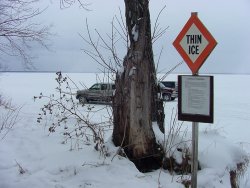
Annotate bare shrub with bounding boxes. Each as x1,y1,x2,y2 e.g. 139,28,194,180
0,98,21,140
230,158,249,188
35,72,112,156
158,107,191,174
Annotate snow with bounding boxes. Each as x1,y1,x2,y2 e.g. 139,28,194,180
0,73,250,188
129,66,137,76
132,25,139,42
117,66,124,76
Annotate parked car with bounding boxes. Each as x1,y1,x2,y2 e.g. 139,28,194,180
76,83,115,104
159,81,178,101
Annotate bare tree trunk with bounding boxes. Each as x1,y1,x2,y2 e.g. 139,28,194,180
112,0,164,172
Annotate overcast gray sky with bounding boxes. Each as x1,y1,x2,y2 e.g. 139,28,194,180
4,0,250,74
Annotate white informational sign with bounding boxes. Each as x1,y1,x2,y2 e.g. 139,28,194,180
181,76,210,116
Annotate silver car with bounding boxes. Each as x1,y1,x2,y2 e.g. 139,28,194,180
76,83,115,104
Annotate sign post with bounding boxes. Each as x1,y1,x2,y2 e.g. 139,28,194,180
192,121,199,188
173,12,217,188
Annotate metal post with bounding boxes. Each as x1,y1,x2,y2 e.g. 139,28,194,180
191,122,199,188
192,71,199,188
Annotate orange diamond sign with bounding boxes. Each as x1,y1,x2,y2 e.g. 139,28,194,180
173,13,217,74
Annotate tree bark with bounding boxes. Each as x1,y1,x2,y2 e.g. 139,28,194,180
112,0,165,172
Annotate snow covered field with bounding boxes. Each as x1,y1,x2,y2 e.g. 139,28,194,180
0,72,250,188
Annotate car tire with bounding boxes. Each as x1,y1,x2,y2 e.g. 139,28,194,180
163,94,171,101
79,96,87,104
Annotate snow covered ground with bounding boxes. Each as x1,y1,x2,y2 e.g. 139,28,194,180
0,72,250,188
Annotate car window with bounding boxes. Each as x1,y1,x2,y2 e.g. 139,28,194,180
161,82,175,88
159,83,166,88
112,84,116,90
89,84,101,90
101,84,107,90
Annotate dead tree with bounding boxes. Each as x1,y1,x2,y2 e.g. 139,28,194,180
112,0,165,172
61,0,165,172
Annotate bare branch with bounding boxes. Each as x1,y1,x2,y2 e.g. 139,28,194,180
158,60,184,81
79,19,118,73
152,5,168,44
155,46,164,73
60,0,91,10
0,0,52,68
113,7,128,44
79,9,130,73
0,99,22,140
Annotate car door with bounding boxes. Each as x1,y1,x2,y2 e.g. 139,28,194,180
87,83,102,101
100,84,108,101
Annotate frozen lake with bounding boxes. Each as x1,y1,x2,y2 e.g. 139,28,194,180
0,72,250,188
